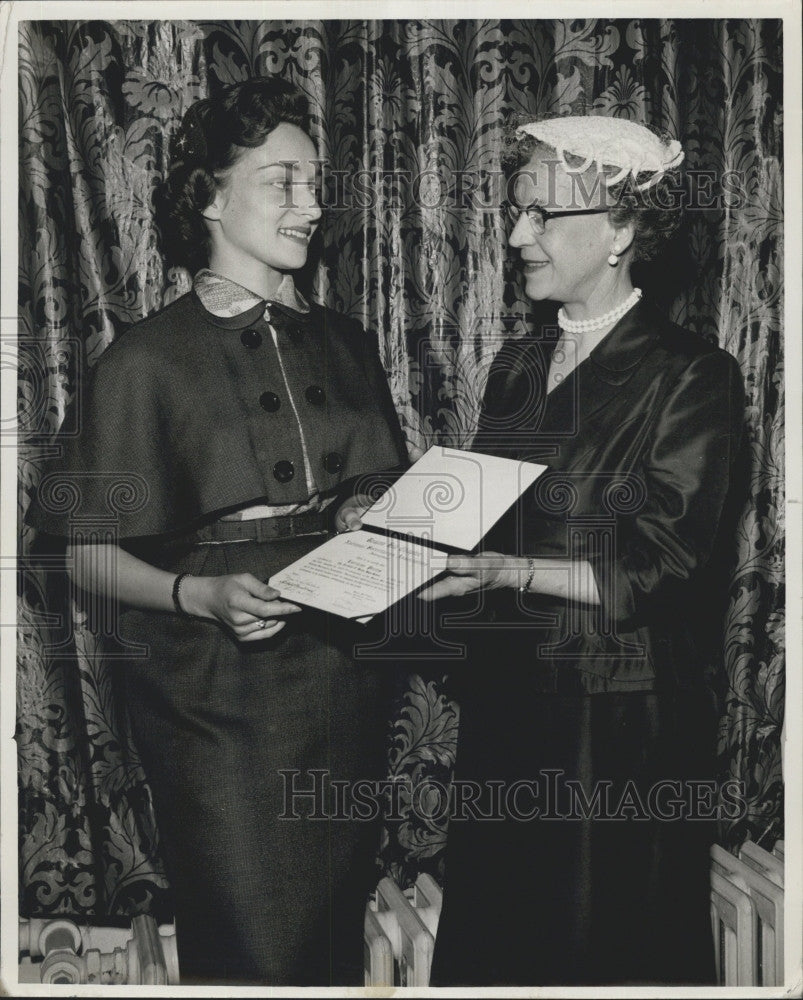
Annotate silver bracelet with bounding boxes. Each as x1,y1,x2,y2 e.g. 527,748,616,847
519,557,537,594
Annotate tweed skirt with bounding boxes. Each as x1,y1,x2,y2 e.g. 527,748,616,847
119,525,391,985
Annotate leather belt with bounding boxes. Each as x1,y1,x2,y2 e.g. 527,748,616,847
191,508,330,544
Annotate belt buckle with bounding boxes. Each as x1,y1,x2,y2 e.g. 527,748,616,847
273,519,294,541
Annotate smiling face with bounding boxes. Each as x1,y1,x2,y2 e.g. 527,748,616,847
508,150,633,314
203,122,321,298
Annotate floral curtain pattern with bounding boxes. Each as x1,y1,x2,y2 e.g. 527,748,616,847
18,18,783,915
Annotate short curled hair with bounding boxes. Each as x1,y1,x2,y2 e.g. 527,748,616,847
501,114,683,264
158,77,313,273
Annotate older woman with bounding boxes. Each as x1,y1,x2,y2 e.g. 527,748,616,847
418,116,745,985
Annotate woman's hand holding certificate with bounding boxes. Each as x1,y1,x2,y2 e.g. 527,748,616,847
269,446,547,620
333,493,374,533
179,572,301,639
416,552,519,600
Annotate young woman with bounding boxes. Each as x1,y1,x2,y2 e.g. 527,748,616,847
413,115,745,984
27,78,408,985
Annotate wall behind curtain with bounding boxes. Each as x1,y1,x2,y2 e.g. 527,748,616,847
18,18,783,916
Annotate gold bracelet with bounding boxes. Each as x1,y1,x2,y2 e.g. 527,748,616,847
519,557,537,593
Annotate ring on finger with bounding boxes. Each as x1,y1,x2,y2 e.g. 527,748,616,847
256,618,268,629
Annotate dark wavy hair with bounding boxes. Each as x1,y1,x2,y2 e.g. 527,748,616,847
501,115,683,264
158,78,313,274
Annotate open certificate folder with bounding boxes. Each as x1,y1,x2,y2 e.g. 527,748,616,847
269,446,547,621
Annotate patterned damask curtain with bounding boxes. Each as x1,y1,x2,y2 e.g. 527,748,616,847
18,19,783,917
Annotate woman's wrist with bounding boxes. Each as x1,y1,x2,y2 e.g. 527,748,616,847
506,558,602,605
499,557,535,591
174,574,213,618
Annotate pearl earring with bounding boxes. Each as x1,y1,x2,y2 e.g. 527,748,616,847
608,250,619,267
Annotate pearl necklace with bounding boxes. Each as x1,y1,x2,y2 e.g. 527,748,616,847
558,288,642,334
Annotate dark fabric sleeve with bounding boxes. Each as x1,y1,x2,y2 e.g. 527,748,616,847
588,350,745,631
330,325,410,507
361,326,409,464
26,338,176,540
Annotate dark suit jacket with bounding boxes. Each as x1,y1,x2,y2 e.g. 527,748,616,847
27,291,408,540
473,298,745,695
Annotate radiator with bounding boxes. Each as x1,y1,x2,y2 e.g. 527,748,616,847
710,840,785,986
368,842,787,988
18,916,179,985
364,873,442,986
19,843,784,988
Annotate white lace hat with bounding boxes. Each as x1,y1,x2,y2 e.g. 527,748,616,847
515,116,684,191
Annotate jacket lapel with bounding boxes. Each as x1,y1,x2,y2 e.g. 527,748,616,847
534,299,662,470
542,299,660,422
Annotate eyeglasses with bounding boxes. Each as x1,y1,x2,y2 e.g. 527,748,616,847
504,202,611,234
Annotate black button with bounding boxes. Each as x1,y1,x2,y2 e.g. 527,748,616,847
273,460,294,483
305,385,326,405
240,328,262,349
260,391,280,412
323,451,343,474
